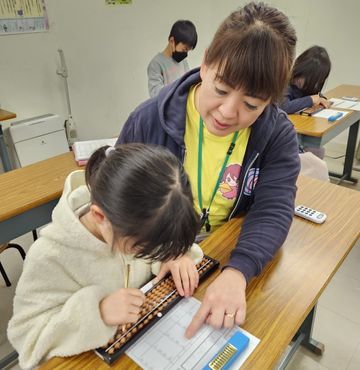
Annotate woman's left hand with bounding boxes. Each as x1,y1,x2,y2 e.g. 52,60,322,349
185,267,247,338
153,256,199,297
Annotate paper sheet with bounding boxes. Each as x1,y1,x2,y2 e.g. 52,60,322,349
348,102,360,111
313,109,350,120
0,0,49,34
72,138,117,162
329,98,359,110
126,297,260,370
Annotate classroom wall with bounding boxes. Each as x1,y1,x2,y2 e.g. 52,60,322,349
1,0,359,145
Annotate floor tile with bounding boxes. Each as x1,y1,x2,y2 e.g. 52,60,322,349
311,305,360,369
286,306,360,370
335,241,360,282
278,305,360,370
347,342,360,370
318,270,360,325
286,347,330,370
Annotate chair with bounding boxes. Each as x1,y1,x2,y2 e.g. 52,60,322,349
0,243,26,287
299,152,330,182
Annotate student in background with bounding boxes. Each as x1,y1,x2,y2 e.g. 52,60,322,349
281,45,332,114
147,20,197,98
118,2,300,338
8,144,202,369
281,45,331,159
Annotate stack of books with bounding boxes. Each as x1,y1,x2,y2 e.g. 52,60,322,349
72,138,117,165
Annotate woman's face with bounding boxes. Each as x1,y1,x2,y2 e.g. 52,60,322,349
196,63,270,137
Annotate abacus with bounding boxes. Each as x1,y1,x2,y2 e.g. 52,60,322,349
203,330,250,370
95,255,219,365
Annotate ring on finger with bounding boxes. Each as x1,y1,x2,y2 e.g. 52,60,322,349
224,312,235,319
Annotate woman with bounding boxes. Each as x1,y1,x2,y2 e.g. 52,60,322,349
117,2,300,338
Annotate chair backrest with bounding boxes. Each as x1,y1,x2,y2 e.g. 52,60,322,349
299,152,330,182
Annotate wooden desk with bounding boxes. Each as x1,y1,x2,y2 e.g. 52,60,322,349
39,175,360,370
0,109,16,172
0,109,16,122
290,85,360,183
0,152,79,244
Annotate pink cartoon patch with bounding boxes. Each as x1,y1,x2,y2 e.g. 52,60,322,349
219,164,241,200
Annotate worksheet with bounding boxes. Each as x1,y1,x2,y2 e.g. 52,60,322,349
348,102,360,111
126,297,260,370
313,109,350,120
330,98,359,110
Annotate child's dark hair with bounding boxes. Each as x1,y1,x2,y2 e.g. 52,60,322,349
85,143,200,262
205,2,297,103
291,46,331,96
169,20,197,49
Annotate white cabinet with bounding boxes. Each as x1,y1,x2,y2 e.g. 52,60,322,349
9,114,69,167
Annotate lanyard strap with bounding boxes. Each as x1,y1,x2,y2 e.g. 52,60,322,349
197,117,238,231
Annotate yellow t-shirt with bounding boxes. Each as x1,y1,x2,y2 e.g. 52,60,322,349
184,85,251,232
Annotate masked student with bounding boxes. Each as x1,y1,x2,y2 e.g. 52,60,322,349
8,144,203,369
280,45,332,114
147,20,197,98
118,2,300,339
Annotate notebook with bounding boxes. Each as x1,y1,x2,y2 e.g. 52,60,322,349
72,138,117,165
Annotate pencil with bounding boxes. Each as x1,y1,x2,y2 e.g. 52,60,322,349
122,264,130,333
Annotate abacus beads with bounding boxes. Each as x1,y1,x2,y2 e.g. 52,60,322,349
100,256,218,362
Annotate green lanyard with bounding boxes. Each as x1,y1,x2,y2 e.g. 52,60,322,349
197,117,239,232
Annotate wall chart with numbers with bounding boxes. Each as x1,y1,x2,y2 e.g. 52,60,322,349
0,0,48,35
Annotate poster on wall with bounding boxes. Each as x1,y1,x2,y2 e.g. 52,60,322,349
105,0,132,4
0,0,49,35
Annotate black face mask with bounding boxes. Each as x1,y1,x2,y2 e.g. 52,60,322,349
172,51,188,63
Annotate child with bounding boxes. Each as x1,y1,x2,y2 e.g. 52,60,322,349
117,2,300,338
282,45,332,159
281,45,332,114
147,20,197,98
7,144,202,369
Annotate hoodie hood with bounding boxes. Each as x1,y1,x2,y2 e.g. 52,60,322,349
156,68,201,147
40,170,110,255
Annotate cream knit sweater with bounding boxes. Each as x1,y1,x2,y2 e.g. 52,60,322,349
7,170,203,369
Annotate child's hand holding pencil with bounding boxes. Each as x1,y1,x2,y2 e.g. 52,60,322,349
99,264,145,327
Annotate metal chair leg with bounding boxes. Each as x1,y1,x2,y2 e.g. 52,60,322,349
7,243,26,260
0,261,11,286
0,242,26,287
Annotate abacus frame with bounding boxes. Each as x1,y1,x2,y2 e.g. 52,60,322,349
94,255,219,365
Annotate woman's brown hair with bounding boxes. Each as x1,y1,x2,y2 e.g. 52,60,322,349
205,2,297,103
